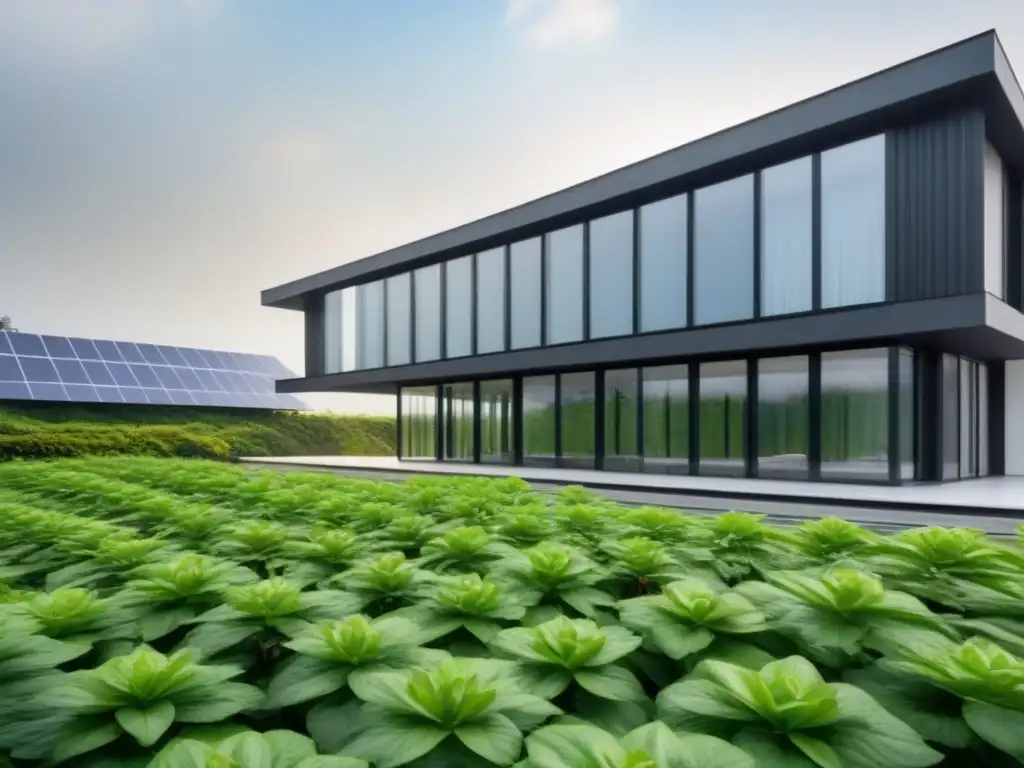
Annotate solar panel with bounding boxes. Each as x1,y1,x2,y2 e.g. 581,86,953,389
0,331,306,411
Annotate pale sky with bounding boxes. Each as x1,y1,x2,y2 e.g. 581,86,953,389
1,0,1022,416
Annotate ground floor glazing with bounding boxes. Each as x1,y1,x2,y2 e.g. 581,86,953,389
397,346,993,484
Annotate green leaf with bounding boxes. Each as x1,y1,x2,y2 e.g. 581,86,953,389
146,739,214,768
489,627,549,664
171,682,265,722
116,700,176,747
522,723,625,766
294,759,369,768
570,691,651,737
732,729,818,768
463,619,503,644
347,669,430,719
306,700,370,754
455,713,523,765
675,733,755,768
264,729,318,768
657,678,756,731
650,623,715,660
574,665,646,702
962,700,1024,761
514,665,574,700
585,625,642,666
788,734,841,768
266,656,351,709
220,732,273,768
341,717,449,768
49,720,122,764
179,620,262,657
140,608,196,642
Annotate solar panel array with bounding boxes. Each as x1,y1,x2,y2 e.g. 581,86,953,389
0,332,306,410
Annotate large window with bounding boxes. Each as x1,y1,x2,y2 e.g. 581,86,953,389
414,264,441,363
821,348,888,481
560,371,595,468
984,142,1006,299
698,360,747,476
642,365,689,474
604,369,639,471
638,194,688,333
386,273,411,367
341,287,357,372
400,386,437,459
445,256,473,358
476,247,506,354
757,356,809,479
480,379,514,464
821,135,886,308
357,281,384,370
510,238,542,350
942,354,959,480
898,349,916,481
944,356,989,481
545,225,584,345
523,375,556,466
441,382,474,461
589,211,634,339
695,175,754,326
761,158,813,316
324,290,342,374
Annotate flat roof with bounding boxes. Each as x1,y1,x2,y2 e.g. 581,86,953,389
263,29,1024,311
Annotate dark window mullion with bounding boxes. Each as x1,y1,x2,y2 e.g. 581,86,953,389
812,153,823,311
583,222,591,341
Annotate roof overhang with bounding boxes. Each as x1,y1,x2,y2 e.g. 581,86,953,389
262,30,1024,312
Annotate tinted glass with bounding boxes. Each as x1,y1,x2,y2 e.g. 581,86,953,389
545,225,584,345
604,368,639,470
761,157,813,316
757,356,809,478
523,375,556,466
341,287,358,372
476,247,506,354
53,358,91,385
821,348,889,481
445,256,473,358
638,194,687,332
20,356,61,383
821,135,886,308
41,335,76,358
0,355,24,381
699,360,747,476
695,175,754,325
441,382,474,460
357,281,385,369
899,349,916,480
642,364,689,473
386,273,412,367
510,238,542,350
324,290,343,373
401,386,437,459
480,378,514,464
589,211,634,339
560,371,595,468
414,264,442,363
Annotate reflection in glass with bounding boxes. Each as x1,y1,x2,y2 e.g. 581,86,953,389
604,369,639,471
960,359,978,479
695,175,754,326
414,264,442,363
899,349,916,480
979,364,989,476
984,142,1005,299
510,238,542,350
324,290,342,374
639,194,687,333
441,382,474,461
545,225,584,345
357,281,385,370
642,365,689,474
386,273,411,367
821,135,886,308
480,379,514,464
523,376,556,466
941,354,959,480
757,356,809,478
477,247,506,354
699,360,747,477
589,211,634,339
821,348,889,481
400,386,437,460
761,158,812,316
341,287,357,372
560,371,595,468
445,256,473,359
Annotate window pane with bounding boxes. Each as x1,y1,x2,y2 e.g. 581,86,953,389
940,353,959,480
959,359,977,479
386,273,411,367
984,143,1005,299
899,349,916,480
324,290,342,374
605,368,639,471
639,194,687,333
476,247,506,354
357,281,384,370
524,375,556,466
545,225,584,345
401,386,436,459
560,371,595,468
441,382,474,461
510,238,542,349
979,363,989,476
414,264,442,363
695,175,754,325
480,378,514,464
445,256,473,358
642,364,689,474
699,360,747,476
589,211,633,339
822,135,886,308
341,287,358,372
821,348,889,481
761,158,812,316
757,356,809,478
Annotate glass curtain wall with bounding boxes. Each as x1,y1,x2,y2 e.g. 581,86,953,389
386,274,411,367
545,226,584,345
476,247,506,355
414,265,441,363
510,238,542,350
757,356,810,479
441,382,474,461
324,290,342,374
761,158,813,316
820,348,889,481
641,365,689,474
523,375,556,466
695,176,754,325
357,282,385,370
480,379,514,464
604,369,640,471
560,372,596,468
445,256,473,359
638,195,688,333
589,211,634,339
400,386,437,460
698,360,747,476
943,355,989,480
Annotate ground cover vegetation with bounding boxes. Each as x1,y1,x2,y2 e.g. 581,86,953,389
0,458,1022,766
0,404,395,460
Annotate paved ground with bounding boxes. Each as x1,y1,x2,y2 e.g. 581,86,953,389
241,461,1022,536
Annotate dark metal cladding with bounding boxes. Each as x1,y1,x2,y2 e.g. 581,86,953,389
303,294,326,379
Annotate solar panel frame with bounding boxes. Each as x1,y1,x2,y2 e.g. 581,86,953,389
0,334,12,355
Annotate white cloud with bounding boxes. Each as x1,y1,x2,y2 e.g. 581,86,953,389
506,0,620,46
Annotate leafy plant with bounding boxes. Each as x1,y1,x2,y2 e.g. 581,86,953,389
497,543,616,622
418,527,510,575
323,552,433,615
399,573,527,645
150,729,368,767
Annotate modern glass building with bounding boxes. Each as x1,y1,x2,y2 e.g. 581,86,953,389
263,31,1024,486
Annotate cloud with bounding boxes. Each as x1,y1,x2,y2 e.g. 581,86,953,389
506,0,620,46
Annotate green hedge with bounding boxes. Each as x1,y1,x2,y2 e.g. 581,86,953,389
0,403,395,461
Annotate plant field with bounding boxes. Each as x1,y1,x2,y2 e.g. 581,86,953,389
1,458,1023,767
